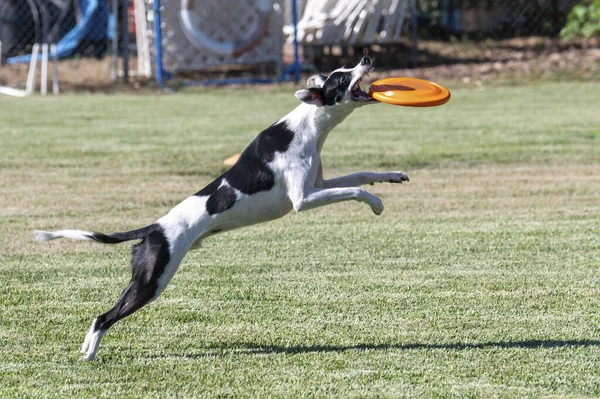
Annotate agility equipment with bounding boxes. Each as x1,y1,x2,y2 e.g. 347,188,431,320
285,0,409,45
152,0,301,86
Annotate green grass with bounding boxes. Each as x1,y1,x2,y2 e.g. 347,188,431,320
1,81,600,397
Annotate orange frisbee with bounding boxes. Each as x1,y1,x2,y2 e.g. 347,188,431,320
368,77,451,107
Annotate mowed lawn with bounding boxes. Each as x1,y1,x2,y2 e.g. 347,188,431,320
1,81,599,397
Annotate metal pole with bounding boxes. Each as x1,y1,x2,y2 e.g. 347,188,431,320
122,0,129,83
291,0,300,83
26,43,40,95
51,43,59,94
448,0,455,33
41,43,48,95
153,0,165,87
112,0,118,82
411,0,417,69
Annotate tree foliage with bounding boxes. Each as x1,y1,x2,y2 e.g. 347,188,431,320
560,0,600,39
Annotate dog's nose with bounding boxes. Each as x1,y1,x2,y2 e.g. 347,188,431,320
361,55,371,66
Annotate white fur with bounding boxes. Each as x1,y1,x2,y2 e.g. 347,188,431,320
80,318,97,354
79,329,105,362
34,229,94,242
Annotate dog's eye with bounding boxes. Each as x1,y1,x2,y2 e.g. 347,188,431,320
340,76,348,84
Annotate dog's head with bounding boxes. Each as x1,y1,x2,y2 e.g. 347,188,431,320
295,55,376,109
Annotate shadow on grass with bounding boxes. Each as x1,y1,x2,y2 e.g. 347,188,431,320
238,340,600,356
145,340,600,360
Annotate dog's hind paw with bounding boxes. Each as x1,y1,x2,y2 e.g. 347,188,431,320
78,353,96,363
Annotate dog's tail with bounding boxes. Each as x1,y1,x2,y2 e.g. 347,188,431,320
34,223,159,244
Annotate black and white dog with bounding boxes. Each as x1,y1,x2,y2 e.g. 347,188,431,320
34,55,409,362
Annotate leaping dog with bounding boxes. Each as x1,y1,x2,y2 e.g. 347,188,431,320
34,55,409,362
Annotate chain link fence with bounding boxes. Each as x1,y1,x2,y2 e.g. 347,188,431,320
299,0,582,70
0,0,109,59
1,0,124,92
0,0,590,93
414,0,579,39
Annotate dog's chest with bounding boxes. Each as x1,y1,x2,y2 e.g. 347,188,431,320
273,132,322,186
213,178,292,231
222,137,317,227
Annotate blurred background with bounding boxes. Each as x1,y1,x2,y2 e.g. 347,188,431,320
0,0,598,93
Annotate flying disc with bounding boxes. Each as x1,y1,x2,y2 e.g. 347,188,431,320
368,77,451,107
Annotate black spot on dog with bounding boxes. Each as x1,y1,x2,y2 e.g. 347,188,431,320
206,185,237,215
193,122,294,198
194,177,223,197
94,227,171,332
322,71,352,106
130,229,171,284
226,122,294,195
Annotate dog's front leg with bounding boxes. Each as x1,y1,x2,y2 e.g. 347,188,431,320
291,187,384,215
322,171,409,188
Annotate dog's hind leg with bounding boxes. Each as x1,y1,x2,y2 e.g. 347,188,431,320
79,228,181,362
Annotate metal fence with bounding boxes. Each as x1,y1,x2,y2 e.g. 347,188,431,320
1,0,111,60
0,0,584,93
298,0,581,69
1,0,117,93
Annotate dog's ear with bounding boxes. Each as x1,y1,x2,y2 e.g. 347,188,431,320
306,74,326,88
295,88,324,106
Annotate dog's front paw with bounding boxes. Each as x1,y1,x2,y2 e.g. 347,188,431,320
357,190,384,215
368,195,384,215
386,171,410,184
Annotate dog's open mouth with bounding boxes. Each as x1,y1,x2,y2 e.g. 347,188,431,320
351,75,376,102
